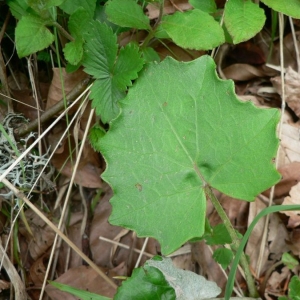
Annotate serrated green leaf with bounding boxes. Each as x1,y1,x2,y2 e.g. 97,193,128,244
261,0,300,19
289,276,300,300
83,22,144,122
63,39,83,65
63,8,91,65
7,0,29,19
205,224,232,246
59,0,96,18
189,0,217,13
282,252,298,270
16,14,54,57
83,21,117,78
113,43,144,90
213,248,234,269
105,0,150,30
115,264,175,300
156,9,225,50
224,0,266,44
49,281,111,300
100,55,280,254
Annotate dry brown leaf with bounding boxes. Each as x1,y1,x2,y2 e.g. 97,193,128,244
223,64,268,81
28,252,49,287
288,228,300,257
281,182,300,228
147,0,192,19
265,266,290,299
19,209,55,261
272,67,300,118
45,265,117,299
46,68,88,110
90,187,159,272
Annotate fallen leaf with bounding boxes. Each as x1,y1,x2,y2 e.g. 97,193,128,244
281,182,300,228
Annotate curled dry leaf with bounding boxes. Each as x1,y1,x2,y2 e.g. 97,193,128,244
271,67,300,118
223,64,271,81
45,265,117,299
281,182,300,228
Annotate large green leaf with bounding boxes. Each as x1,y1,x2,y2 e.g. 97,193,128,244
156,9,225,50
15,14,54,57
261,0,300,19
83,21,144,122
105,0,150,30
224,0,266,44
100,55,280,255
7,0,30,19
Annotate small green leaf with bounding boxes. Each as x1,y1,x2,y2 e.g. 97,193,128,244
282,252,298,270
100,55,280,254
83,22,144,122
16,14,54,57
115,265,175,300
141,47,160,63
156,9,225,50
63,8,91,65
213,248,234,269
224,0,266,44
261,0,300,19
49,281,112,300
105,0,150,30
205,224,232,246
189,0,217,13
147,257,221,299
289,276,300,300
27,0,64,12
89,124,106,152
7,0,29,19
59,0,96,18
113,43,144,91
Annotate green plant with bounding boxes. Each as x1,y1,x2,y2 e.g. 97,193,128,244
4,0,300,299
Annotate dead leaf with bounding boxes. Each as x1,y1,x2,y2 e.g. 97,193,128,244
281,182,300,228
46,68,88,111
45,265,117,299
19,209,55,261
272,67,300,118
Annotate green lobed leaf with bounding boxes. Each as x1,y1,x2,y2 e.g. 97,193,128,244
213,248,234,269
189,0,217,13
261,0,300,19
156,9,225,50
224,0,266,44
105,0,150,30
63,8,91,65
205,224,232,246
115,264,175,300
15,14,54,57
100,55,280,255
289,276,300,300
49,281,111,300
83,21,144,122
59,0,96,18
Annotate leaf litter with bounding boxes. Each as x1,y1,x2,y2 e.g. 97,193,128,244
1,1,300,299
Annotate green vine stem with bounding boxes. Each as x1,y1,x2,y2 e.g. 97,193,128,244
204,185,259,298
